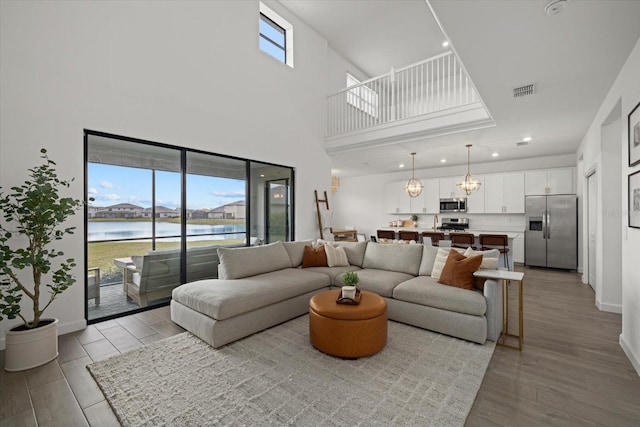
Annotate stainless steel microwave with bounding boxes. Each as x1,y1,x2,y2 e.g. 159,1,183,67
440,198,467,213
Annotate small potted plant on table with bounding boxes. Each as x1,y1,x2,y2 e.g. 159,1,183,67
0,149,82,371
341,271,359,300
411,214,419,227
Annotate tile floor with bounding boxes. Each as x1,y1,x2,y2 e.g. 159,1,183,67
0,305,183,427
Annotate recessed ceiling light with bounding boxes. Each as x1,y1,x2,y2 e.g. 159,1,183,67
492,152,499,157
442,41,449,47
522,136,532,142
399,164,405,168
260,174,265,177
440,159,447,163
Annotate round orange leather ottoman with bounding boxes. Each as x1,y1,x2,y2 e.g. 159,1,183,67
309,289,387,358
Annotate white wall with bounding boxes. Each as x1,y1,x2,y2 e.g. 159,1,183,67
327,48,370,94
332,153,576,239
576,37,640,375
599,114,623,312
0,0,337,347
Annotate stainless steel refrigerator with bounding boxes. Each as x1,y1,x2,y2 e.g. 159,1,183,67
525,195,577,269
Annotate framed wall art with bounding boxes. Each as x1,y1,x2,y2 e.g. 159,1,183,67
629,101,640,167
629,169,640,229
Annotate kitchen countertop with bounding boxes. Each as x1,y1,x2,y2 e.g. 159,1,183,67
379,227,521,239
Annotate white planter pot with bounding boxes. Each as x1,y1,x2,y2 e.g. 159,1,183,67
4,318,59,372
341,286,356,299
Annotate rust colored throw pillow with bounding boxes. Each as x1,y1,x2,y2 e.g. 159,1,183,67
302,245,328,268
437,250,483,291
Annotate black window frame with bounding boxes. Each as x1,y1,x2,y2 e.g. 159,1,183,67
84,129,295,324
259,12,287,63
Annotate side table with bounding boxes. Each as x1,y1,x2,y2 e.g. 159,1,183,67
474,269,525,350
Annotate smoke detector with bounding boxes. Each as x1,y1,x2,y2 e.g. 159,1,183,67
544,0,568,16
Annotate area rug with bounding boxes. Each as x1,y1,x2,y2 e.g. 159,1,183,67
87,315,495,426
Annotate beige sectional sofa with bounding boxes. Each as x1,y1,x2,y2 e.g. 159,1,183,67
170,240,502,349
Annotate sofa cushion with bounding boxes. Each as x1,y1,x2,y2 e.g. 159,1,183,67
418,245,440,276
218,241,292,279
325,243,349,267
431,247,465,280
302,245,328,268
393,276,487,316
362,243,423,276
336,268,414,297
172,268,330,320
332,241,367,267
303,265,361,286
463,247,499,269
438,250,482,291
282,241,313,267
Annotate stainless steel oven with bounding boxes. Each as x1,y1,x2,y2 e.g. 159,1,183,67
439,198,467,213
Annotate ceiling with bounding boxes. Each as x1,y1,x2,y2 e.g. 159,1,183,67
279,0,640,177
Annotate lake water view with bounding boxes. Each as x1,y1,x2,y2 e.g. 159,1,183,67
88,221,246,242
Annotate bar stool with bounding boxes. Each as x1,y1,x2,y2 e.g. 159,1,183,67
479,234,510,270
421,231,445,247
450,233,476,249
377,229,395,240
398,230,420,242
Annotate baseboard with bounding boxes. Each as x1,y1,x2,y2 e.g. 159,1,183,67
0,318,87,351
596,299,622,314
620,334,640,377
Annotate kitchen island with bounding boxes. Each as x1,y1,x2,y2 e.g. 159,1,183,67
377,228,521,270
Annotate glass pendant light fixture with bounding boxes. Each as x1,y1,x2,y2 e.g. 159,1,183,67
457,144,481,195
405,152,424,197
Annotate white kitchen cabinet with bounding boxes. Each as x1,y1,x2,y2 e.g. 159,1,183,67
439,177,466,199
465,175,485,213
484,172,525,213
386,179,437,214
385,180,411,214
525,168,574,195
423,178,440,214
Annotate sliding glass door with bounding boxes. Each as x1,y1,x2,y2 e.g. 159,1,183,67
85,131,294,323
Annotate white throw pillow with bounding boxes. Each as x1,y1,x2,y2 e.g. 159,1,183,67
431,247,465,279
324,243,350,267
463,247,499,270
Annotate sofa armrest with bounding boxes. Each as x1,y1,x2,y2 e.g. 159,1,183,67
483,279,502,342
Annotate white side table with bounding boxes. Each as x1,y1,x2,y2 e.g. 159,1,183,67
474,269,525,350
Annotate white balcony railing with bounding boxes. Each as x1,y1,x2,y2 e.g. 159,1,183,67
327,51,480,137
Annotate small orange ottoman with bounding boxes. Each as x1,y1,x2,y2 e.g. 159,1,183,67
309,289,387,358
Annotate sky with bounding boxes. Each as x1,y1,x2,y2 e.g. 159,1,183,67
88,164,245,210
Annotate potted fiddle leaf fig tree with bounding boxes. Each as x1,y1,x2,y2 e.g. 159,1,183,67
0,148,82,371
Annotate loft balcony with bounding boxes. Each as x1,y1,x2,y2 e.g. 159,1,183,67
325,51,494,154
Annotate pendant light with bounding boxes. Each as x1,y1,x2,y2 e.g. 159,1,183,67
405,152,424,197
456,144,481,195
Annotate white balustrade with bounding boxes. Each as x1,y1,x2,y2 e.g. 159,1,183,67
326,51,479,137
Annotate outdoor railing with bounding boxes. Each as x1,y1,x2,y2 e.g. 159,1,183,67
326,51,479,137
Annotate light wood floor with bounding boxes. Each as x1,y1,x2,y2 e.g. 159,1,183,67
467,266,640,426
1,267,639,426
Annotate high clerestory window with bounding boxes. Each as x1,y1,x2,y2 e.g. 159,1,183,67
259,2,294,67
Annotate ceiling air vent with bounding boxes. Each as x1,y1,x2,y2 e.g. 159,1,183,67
516,141,529,147
513,84,535,98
